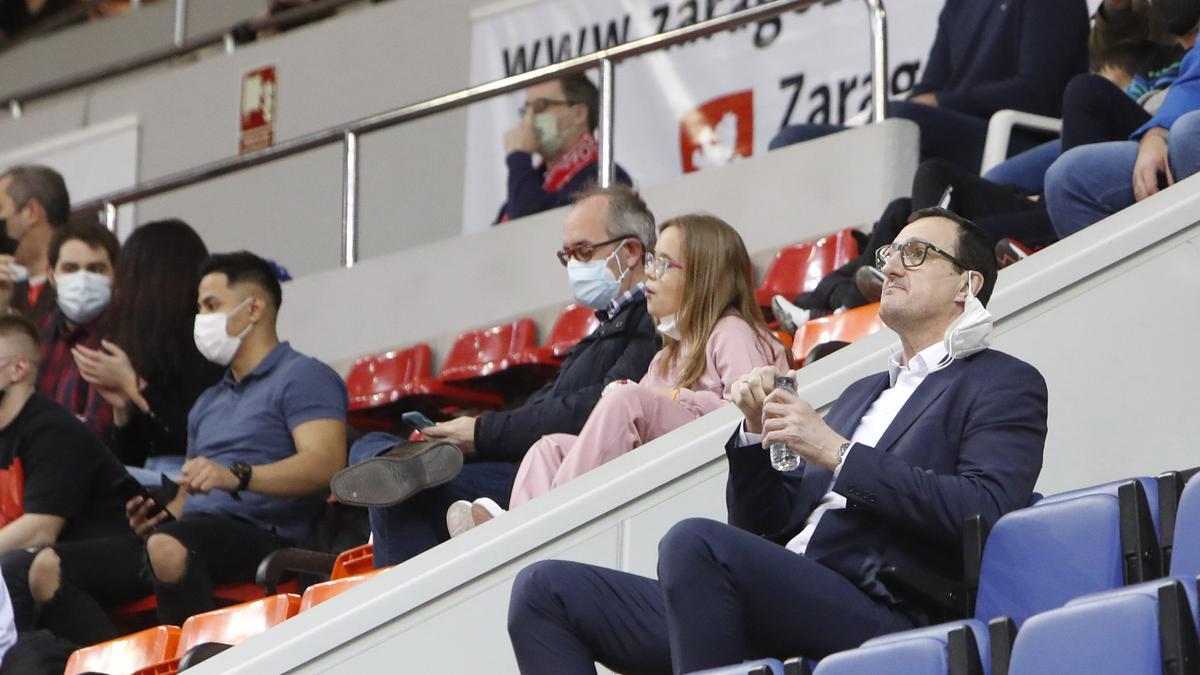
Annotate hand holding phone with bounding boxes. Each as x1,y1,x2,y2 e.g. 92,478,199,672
112,474,175,535
401,411,436,430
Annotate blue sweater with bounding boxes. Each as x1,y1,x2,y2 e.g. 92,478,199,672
1134,47,1200,138
912,0,1090,119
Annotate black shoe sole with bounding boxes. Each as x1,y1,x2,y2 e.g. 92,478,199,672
331,443,464,507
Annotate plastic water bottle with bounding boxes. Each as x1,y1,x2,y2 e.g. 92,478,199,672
769,375,801,472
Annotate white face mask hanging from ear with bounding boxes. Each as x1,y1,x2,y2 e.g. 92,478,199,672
931,272,993,372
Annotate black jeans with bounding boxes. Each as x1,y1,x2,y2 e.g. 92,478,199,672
38,513,289,647
1061,73,1152,152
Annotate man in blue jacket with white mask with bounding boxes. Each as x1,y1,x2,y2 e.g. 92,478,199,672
508,208,1049,674
334,185,659,566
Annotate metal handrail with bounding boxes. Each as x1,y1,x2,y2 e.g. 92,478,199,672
1,0,363,118
72,0,888,268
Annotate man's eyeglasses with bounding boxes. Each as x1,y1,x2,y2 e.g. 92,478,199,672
519,98,573,117
556,235,637,267
643,252,685,279
875,240,968,271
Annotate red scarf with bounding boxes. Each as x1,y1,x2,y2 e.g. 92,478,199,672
543,132,599,193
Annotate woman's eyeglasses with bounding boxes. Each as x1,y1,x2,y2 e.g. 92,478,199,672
643,252,685,279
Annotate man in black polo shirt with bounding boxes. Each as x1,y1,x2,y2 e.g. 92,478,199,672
0,313,127,632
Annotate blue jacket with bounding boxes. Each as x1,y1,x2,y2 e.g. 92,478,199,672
495,151,633,224
725,349,1048,612
1134,47,1200,138
913,0,1089,118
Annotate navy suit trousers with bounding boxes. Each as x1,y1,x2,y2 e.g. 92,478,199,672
507,518,915,675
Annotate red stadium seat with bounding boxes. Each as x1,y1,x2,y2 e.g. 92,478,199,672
299,568,388,612
540,304,599,361
111,579,299,627
756,229,860,314
438,319,539,383
65,625,181,675
345,344,505,426
508,304,600,378
791,303,884,366
330,542,374,580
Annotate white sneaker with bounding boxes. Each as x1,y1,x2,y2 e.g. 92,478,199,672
446,500,476,538
771,295,810,335
470,497,505,526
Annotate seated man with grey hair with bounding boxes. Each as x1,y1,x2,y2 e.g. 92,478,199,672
0,165,71,322
333,185,660,567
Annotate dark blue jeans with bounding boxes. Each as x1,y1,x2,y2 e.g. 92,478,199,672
770,100,995,173
508,518,917,675
369,461,519,567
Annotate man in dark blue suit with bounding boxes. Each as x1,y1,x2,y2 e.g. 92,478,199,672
507,207,1049,674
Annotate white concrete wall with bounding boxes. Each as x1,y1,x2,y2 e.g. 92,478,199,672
188,173,1200,675
276,120,918,371
0,0,271,95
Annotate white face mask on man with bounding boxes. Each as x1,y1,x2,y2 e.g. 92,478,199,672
193,298,254,366
931,273,993,372
55,271,111,324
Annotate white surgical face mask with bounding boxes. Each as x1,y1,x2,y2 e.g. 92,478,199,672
932,274,992,371
55,271,111,324
567,246,629,310
655,314,682,341
533,112,565,158
194,298,253,366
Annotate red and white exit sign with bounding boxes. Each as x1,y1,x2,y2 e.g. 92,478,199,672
239,65,277,154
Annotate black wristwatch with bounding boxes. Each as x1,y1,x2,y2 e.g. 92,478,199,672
229,461,253,500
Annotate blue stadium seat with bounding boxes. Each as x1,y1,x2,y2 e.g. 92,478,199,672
1168,473,1200,577
812,478,1159,675
812,623,985,675
1008,579,1199,675
687,658,785,675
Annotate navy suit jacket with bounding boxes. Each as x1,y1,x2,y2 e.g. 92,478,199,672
725,349,1048,610
911,0,1089,118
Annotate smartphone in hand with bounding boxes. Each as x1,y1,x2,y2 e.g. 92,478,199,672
401,411,436,430
111,474,175,522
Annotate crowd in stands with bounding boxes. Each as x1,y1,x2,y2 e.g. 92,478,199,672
0,0,1196,672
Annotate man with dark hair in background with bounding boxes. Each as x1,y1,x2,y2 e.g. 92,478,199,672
35,224,119,439
0,165,70,321
20,250,348,653
496,74,634,223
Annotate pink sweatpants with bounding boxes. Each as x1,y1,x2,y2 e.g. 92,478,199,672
509,384,701,508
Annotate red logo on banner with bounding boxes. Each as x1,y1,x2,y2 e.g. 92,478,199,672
239,65,277,154
679,90,754,174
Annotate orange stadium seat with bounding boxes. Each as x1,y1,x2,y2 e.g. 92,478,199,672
330,542,374,580
64,625,181,675
756,229,860,315
299,568,388,612
345,343,505,426
130,594,302,675
791,303,884,366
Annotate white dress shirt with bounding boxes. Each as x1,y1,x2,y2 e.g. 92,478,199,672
738,341,948,555
0,565,15,666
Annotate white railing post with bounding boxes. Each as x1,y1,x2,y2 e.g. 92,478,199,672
597,58,616,189
865,0,888,123
173,0,188,47
341,131,360,269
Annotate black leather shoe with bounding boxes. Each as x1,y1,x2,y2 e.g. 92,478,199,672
331,440,464,507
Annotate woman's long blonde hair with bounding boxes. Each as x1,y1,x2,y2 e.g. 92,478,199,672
656,214,782,388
